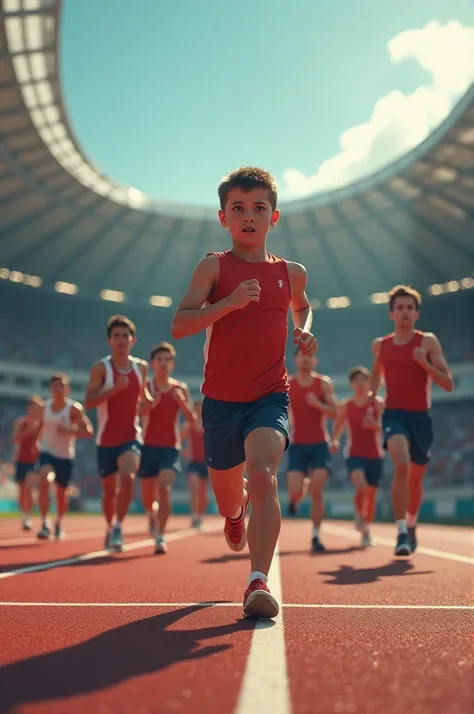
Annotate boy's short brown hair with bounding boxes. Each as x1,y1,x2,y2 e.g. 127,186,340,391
348,366,370,382
388,285,422,311
49,372,69,386
150,342,176,361
218,166,278,211
107,314,136,338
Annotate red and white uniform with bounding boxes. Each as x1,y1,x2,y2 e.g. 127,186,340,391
142,380,185,448
187,421,205,463
344,399,383,459
380,331,430,411
202,251,291,402
15,419,41,464
289,375,328,444
96,357,143,447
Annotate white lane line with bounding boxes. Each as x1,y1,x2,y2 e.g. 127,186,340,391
0,526,152,548
0,524,220,580
235,544,291,714
324,523,474,565
0,601,471,610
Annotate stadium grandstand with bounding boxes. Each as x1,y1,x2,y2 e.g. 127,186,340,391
0,0,473,520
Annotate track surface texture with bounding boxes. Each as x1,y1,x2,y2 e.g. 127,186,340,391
0,514,472,714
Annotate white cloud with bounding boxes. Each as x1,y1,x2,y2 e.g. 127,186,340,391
279,21,474,201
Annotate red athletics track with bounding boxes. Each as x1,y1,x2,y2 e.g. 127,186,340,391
0,515,472,714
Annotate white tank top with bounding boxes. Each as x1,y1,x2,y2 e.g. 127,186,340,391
40,399,77,459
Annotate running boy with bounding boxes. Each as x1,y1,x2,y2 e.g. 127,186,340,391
171,166,317,618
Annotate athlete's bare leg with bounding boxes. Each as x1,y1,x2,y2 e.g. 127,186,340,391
116,450,139,523
140,478,157,528
309,468,327,528
386,435,410,521
37,466,52,520
287,470,307,507
19,481,33,517
157,468,175,535
407,463,428,525
54,484,68,522
351,468,367,527
101,474,117,527
244,427,285,577
363,486,377,524
209,463,247,519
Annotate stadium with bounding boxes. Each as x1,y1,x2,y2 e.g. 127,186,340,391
0,3,473,713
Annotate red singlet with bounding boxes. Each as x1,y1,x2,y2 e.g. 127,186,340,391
380,331,430,411
289,374,328,444
202,251,291,402
15,419,41,463
142,380,184,449
96,357,142,446
344,399,383,459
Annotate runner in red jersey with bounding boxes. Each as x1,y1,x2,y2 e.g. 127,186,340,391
139,342,195,554
370,285,453,556
330,366,384,547
287,349,337,553
181,400,208,529
85,315,152,552
10,395,43,531
171,167,317,619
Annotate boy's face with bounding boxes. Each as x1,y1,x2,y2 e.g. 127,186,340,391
218,187,279,246
350,373,369,397
295,352,317,373
27,402,43,421
50,378,70,400
152,351,175,377
108,327,136,356
389,297,419,330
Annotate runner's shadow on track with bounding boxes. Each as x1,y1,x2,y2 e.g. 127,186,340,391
319,560,434,585
201,546,362,564
0,604,258,712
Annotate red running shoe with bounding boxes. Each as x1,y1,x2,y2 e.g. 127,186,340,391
224,492,248,552
243,578,279,619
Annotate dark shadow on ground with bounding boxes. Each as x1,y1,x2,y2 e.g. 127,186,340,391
0,605,259,713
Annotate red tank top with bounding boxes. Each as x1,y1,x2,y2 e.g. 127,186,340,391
97,357,142,446
142,380,182,448
345,399,383,459
380,331,430,411
202,251,291,402
187,421,205,462
15,419,41,463
289,374,328,444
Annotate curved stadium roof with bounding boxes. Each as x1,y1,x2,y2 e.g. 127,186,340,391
0,0,473,311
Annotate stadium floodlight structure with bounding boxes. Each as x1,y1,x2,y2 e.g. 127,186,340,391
0,0,473,311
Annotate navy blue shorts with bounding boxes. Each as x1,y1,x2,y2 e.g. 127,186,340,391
202,392,290,470
288,442,331,473
139,446,181,478
382,409,433,466
346,457,382,487
39,452,73,488
98,440,142,478
15,462,36,483
186,461,208,479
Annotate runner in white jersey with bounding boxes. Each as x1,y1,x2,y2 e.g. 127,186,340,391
37,373,93,540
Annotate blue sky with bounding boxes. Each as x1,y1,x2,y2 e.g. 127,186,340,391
60,0,474,206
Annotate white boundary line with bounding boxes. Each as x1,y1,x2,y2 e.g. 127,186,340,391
324,524,474,564
235,543,291,714
0,524,220,580
0,601,470,610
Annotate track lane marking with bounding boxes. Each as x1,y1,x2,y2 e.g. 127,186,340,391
235,543,291,714
0,524,220,580
0,602,471,610
323,524,474,564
